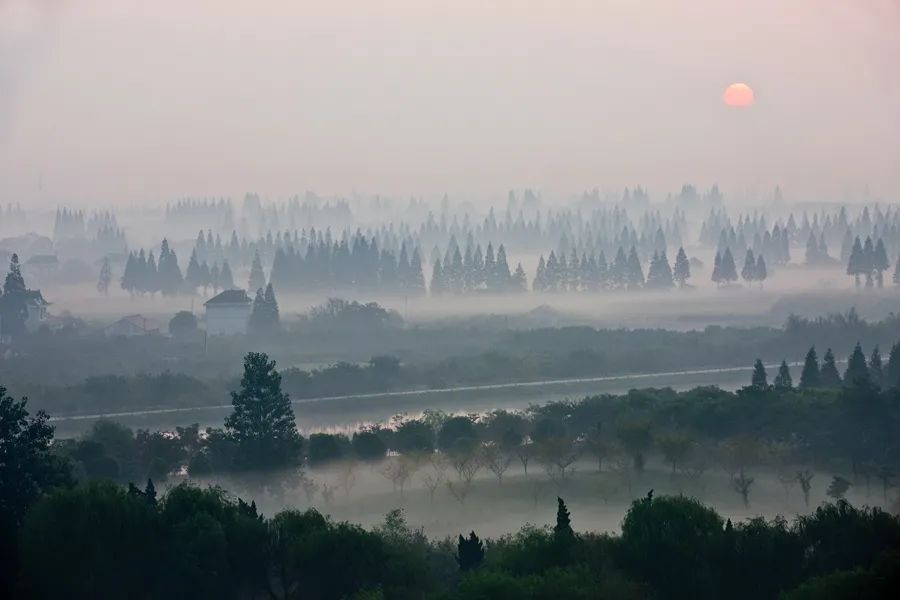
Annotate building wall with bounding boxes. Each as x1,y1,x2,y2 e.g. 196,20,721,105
25,303,48,332
206,304,250,336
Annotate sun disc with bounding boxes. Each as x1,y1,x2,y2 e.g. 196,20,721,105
723,83,754,108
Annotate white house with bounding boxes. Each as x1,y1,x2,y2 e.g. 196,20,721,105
24,290,50,331
204,289,252,335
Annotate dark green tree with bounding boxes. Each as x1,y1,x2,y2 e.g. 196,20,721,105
248,251,266,291
0,388,72,594
0,254,29,337
774,360,793,391
169,310,198,338
554,497,574,539
885,342,900,388
868,346,883,388
751,359,768,390
456,531,485,572
826,476,851,500
821,349,843,388
673,246,691,288
224,352,303,471
799,347,821,389
844,343,871,388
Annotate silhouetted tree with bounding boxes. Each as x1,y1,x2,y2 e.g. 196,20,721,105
800,347,821,389
774,361,793,390
224,353,303,471
751,359,768,390
821,349,843,388
456,531,485,572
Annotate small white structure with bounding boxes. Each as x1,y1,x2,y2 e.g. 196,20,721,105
24,290,50,331
104,314,160,337
204,289,252,336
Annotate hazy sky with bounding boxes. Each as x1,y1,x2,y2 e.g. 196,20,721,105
1,0,899,206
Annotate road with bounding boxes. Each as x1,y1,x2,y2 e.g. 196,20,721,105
49,362,797,437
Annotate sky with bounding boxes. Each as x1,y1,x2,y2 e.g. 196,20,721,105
1,0,899,207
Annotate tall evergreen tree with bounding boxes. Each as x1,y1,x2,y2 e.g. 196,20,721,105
820,348,843,388
219,260,235,290
1,254,29,337
873,238,889,287
843,342,871,388
673,247,691,288
456,532,485,572
430,259,445,295
885,342,900,389
224,352,302,470
755,255,767,287
720,248,738,284
741,249,756,284
248,251,266,292
847,236,864,287
751,359,768,390
96,257,112,296
774,361,792,391
799,347,820,389
626,246,644,289
554,497,574,540
869,346,883,388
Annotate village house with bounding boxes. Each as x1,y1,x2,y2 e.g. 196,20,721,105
204,289,252,335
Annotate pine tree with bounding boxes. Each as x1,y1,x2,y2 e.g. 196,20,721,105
224,352,302,470
751,359,768,390
121,252,136,295
741,249,756,284
494,244,512,291
430,259,445,295
97,257,112,295
862,237,876,288
554,497,574,539
885,342,900,389
219,260,235,290
799,347,820,389
820,348,843,388
185,250,202,294
847,236,864,287
673,247,691,288
720,248,738,284
248,251,266,292
409,248,425,293
844,342,870,388
755,255,767,287
144,479,157,506
774,361,793,390
512,263,527,292
869,346,883,388
456,531,485,572
611,247,627,289
893,253,900,287
873,239,889,287
712,251,722,286
626,246,644,289
0,254,29,337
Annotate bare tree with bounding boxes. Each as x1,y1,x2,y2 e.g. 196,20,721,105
482,443,512,484
337,460,359,497
298,473,319,502
382,456,417,497
516,438,535,478
732,469,754,509
420,454,449,503
537,437,579,485
796,470,814,507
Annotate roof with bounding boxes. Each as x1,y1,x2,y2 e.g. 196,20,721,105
26,254,59,266
205,289,251,307
107,314,159,333
25,290,49,306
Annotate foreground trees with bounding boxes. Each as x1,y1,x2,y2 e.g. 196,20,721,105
13,483,900,600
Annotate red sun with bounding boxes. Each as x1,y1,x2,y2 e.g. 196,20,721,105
723,83,755,108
